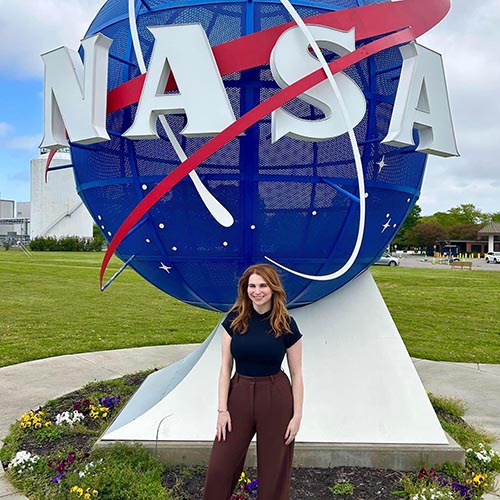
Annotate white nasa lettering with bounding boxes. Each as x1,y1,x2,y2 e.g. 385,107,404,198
40,33,112,149
123,24,236,140
382,42,459,157
40,24,458,158
270,25,366,142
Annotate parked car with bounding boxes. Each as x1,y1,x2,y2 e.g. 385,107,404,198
374,252,400,266
485,251,500,264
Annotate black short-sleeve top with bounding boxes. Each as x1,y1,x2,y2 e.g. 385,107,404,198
222,309,302,377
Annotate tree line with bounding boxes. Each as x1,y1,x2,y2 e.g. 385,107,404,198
391,203,500,249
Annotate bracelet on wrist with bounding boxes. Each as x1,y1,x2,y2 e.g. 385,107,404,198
217,409,228,413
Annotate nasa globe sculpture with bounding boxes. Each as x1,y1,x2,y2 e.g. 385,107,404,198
42,0,456,311
41,0,459,466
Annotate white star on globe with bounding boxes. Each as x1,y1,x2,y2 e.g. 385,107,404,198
376,155,387,173
159,262,172,273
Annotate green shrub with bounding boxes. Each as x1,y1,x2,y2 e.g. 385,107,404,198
64,444,172,500
29,235,103,252
328,480,354,495
428,394,466,418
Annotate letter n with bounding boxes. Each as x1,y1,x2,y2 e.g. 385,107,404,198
40,33,112,149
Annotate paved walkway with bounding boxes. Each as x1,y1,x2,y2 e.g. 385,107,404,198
1,346,499,499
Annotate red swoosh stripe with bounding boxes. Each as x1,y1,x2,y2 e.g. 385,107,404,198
100,0,450,287
45,149,58,182
107,0,445,114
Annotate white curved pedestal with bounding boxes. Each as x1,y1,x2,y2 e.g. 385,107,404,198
99,270,463,469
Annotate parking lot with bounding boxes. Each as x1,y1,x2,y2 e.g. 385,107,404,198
397,254,500,271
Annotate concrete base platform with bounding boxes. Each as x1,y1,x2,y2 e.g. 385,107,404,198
96,433,464,471
101,272,451,445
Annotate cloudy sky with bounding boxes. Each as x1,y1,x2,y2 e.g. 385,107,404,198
0,0,498,216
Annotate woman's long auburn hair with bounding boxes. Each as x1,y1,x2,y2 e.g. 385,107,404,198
228,264,291,338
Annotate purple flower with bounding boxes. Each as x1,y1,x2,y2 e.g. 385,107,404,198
98,395,121,409
52,473,65,483
451,481,471,498
417,468,427,480
73,398,92,414
437,476,449,487
247,479,258,491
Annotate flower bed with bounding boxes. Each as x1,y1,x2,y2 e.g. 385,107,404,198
1,376,499,499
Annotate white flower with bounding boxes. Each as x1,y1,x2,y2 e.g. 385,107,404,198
412,487,455,499
55,410,85,426
78,458,102,478
8,450,40,474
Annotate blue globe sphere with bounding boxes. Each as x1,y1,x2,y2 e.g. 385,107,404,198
71,0,426,311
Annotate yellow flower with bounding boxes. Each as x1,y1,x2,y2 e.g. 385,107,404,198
472,473,487,485
92,489,98,497
84,494,91,500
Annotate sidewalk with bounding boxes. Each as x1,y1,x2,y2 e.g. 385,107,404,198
1,346,500,499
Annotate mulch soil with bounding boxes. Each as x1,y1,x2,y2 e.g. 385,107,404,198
164,465,404,499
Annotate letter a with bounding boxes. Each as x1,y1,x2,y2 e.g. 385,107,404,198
40,33,112,149
383,42,459,158
124,24,236,140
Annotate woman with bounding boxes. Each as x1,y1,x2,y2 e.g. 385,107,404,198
203,263,304,500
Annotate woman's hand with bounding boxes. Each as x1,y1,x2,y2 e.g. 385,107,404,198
284,415,301,445
216,410,232,442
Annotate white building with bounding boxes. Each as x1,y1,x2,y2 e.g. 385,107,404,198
0,199,14,219
0,199,15,239
30,150,93,239
16,202,30,219
0,199,30,243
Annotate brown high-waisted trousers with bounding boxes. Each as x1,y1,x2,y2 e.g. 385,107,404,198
203,370,294,500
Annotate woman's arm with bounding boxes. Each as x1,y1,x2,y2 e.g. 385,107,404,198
284,338,303,445
216,328,234,442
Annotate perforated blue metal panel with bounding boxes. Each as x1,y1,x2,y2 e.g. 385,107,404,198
71,0,426,311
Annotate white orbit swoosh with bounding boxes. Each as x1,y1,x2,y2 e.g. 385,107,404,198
265,0,367,281
128,0,234,228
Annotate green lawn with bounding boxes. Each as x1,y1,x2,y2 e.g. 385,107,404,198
0,250,220,367
1,250,499,367
371,266,500,363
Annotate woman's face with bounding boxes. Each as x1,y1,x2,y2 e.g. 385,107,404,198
247,273,273,313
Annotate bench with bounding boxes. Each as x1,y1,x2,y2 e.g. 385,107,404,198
451,261,472,270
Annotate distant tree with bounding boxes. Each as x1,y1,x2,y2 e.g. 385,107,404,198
447,203,489,225
490,212,500,222
422,204,489,227
448,223,482,240
392,203,422,249
422,211,453,227
93,224,106,249
406,222,447,248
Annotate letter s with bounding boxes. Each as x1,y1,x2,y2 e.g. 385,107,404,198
270,26,366,143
